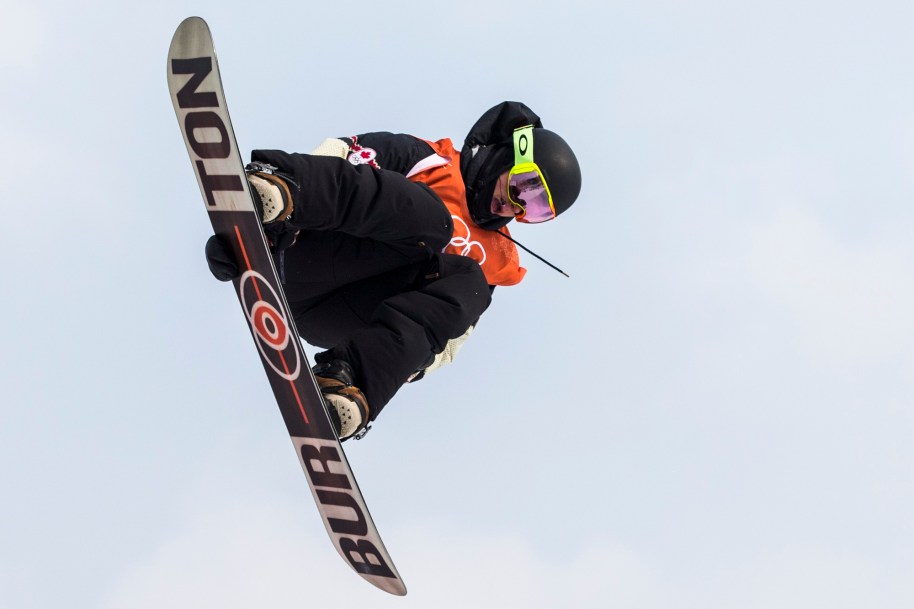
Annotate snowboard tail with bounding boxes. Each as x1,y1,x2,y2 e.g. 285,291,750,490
167,16,406,596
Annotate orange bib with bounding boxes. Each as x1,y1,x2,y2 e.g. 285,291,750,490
407,138,526,287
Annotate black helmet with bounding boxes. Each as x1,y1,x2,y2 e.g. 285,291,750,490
461,101,582,229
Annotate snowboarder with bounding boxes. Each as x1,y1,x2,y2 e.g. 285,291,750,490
204,101,582,440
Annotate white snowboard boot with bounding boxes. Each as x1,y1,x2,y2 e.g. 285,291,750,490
245,162,294,224
312,359,371,440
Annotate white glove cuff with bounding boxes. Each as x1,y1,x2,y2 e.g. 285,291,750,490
309,138,351,159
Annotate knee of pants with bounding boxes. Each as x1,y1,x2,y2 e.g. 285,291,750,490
435,253,493,310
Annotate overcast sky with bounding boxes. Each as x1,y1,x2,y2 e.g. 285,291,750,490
2,1,914,607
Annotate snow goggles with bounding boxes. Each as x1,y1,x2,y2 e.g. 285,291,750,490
508,125,556,224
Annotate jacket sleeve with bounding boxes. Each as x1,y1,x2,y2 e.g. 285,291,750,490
251,149,453,250
340,132,435,176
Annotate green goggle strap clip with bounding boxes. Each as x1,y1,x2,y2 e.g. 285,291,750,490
513,125,534,166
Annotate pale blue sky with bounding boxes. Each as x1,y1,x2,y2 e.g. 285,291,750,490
2,1,913,607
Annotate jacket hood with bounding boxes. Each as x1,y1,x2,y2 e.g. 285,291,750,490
460,101,542,229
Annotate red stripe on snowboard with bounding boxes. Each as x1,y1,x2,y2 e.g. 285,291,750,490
234,225,310,425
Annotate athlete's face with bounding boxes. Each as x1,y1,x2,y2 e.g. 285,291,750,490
489,172,520,218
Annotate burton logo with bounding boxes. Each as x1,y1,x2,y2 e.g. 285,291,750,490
171,56,245,209
296,437,398,580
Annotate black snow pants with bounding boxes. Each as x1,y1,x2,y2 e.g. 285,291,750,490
251,150,492,419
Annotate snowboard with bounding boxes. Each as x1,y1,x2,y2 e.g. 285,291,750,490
166,16,406,596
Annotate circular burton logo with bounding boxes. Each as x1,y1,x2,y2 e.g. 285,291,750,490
239,269,301,381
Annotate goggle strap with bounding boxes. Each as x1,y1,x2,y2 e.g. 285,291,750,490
496,229,570,278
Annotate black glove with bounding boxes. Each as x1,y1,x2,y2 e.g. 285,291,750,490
204,234,240,281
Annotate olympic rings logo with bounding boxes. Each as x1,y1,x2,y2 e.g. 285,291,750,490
448,215,487,265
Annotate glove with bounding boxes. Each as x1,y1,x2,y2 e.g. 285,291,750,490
309,138,351,159
425,325,474,373
204,234,240,281
406,325,475,383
